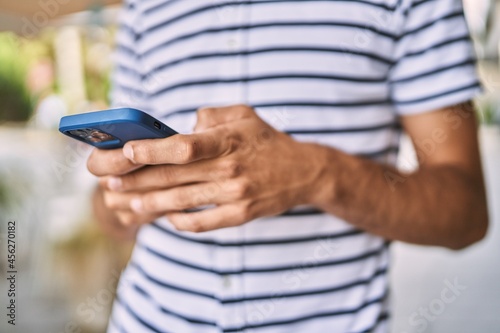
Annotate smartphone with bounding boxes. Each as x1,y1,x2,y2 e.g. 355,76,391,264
59,108,177,149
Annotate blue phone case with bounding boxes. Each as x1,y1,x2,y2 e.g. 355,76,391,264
59,108,177,149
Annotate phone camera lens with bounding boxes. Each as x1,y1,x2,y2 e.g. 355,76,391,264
67,128,116,144
88,129,116,143
68,129,88,138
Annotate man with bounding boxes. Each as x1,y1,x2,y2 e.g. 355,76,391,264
88,0,488,332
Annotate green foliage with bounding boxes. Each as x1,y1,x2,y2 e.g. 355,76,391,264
0,33,34,122
480,103,496,125
475,99,499,125
85,65,111,104
82,29,113,105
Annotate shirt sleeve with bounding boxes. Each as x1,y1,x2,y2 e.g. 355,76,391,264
389,0,482,115
109,1,149,111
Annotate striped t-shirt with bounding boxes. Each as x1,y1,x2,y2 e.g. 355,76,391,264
107,1,480,332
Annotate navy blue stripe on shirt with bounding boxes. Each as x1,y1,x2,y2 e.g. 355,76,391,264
278,208,326,215
141,0,399,33
158,100,392,119
410,0,433,10
109,315,128,333
116,44,137,58
116,73,386,98
129,261,215,300
132,284,217,327
351,311,390,333
136,241,389,275
142,0,183,13
285,122,400,135
115,64,141,79
399,10,464,39
129,259,388,304
144,0,400,17
393,81,481,105
129,261,388,304
120,46,394,79
139,21,398,58
399,35,471,60
358,146,399,158
150,73,387,97
144,46,394,77
150,221,363,247
115,294,167,333
223,266,388,303
391,58,476,84
124,268,387,326
124,271,389,332
119,25,137,41
223,290,389,332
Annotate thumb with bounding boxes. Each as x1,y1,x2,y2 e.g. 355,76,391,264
194,104,256,132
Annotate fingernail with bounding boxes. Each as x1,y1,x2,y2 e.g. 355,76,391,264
107,177,122,191
123,145,135,162
130,198,143,213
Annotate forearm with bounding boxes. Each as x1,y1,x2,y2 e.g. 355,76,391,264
309,145,488,250
92,185,138,241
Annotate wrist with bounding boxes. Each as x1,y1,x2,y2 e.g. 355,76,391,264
299,143,339,210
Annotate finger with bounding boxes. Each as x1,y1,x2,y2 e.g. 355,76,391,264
195,105,256,132
116,210,163,226
87,148,142,176
103,191,141,210
166,204,248,232
123,127,235,165
129,181,243,214
103,158,238,192
167,196,289,232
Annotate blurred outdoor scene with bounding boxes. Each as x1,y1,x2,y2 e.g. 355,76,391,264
0,0,499,333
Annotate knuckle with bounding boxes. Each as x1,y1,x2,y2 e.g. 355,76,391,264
202,184,219,202
171,215,205,233
231,179,252,200
169,217,183,230
225,134,243,154
191,193,204,207
178,136,199,163
134,145,156,164
173,189,193,209
235,104,251,111
171,193,184,209
187,218,206,233
221,159,243,178
235,104,254,115
198,107,216,119
236,203,252,223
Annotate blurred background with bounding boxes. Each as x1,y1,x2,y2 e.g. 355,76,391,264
0,1,499,332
